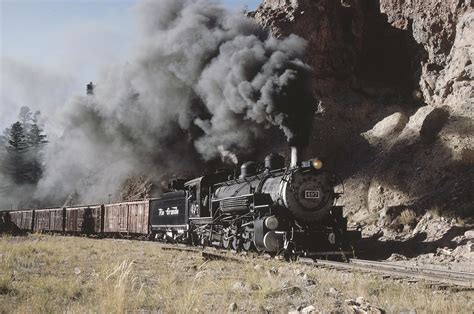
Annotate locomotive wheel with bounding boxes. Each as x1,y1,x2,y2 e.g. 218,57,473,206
243,239,254,251
190,232,199,246
231,236,241,251
222,236,230,249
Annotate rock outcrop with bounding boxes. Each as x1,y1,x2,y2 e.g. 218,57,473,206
252,0,473,220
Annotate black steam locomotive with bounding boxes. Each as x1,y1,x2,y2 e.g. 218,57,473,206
150,147,360,256
0,148,360,257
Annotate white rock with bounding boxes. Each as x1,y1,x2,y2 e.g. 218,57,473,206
254,264,263,270
356,296,365,305
467,243,474,252
301,305,317,314
464,230,474,239
232,281,246,291
388,253,408,261
328,287,339,297
362,112,408,146
228,302,237,312
345,299,358,306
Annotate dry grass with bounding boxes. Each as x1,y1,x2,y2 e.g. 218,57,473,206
429,206,443,219
0,234,473,313
399,209,417,226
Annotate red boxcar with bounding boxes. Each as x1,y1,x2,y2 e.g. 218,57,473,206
33,208,63,232
49,208,64,232
9,210,34,231
65,205,102,233
103,201,149,235
34,209,51,232
127,201,149,234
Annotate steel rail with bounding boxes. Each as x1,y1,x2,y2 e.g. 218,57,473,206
301,258,474,288
160,244,474,288
350,259,474,280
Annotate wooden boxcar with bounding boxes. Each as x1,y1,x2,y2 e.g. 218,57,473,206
65,205,103,234
34,209,51,232
34,208,63,232
103,201,149,235
49,208,64,232
9,210,34,231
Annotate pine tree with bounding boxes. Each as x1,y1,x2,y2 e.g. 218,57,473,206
26,116,48,183
3,122,29,184
0,108,48,185
7,122,28,153
18,106,32,131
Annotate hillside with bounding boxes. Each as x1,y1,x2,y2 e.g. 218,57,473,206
251,0,473,259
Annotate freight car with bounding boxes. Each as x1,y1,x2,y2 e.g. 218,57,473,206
5,201,151,238
9,210,34,232
2,148,360,256
65,205,102,234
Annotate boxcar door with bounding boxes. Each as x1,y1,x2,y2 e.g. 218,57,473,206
128,203,137,234
134,202,148,235
94,206,102,233
77,208,84,232
50,211,55,231
118,204,128,232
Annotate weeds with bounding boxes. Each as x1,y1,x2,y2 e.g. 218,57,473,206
399,209,417,226
0,235,472,313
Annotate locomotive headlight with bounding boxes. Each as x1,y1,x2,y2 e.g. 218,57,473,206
264,216,279,230
311,158,323,170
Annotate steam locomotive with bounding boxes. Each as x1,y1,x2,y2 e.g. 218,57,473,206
0,147,360,257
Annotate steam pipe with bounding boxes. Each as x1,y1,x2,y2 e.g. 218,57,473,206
290,146,302,167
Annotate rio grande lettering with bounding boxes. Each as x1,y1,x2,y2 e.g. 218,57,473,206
158,207,179,216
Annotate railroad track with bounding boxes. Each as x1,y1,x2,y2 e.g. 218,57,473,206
301,258,474,289
160,245,474,289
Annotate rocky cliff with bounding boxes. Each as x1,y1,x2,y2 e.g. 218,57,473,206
252,0,473,227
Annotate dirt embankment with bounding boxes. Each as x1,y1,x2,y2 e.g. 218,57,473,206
252,0,473,259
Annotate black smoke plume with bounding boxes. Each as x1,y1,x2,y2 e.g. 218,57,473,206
35,0,314,204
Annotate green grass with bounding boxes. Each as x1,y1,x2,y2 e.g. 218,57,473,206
0,234,472,313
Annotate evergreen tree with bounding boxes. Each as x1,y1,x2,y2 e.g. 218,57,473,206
3,122,29,184
0,108,48,185
7,122,28,153
18,106,32,131
26,115,48,182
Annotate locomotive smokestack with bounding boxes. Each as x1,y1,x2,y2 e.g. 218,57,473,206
290,146,302,167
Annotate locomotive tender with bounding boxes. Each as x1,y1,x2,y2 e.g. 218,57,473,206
0,147,360,256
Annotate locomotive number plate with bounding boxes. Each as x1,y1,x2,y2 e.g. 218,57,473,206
304,190,320,199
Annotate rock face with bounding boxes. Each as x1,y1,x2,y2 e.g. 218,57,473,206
253,0,472,108
380,0,473,108
253,0,473,220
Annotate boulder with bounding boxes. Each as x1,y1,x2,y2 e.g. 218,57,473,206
301,305,317,314
362,112,408,146
464,230,474,239
228,303,237,312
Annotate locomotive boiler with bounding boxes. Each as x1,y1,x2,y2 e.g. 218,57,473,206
150,146,360,256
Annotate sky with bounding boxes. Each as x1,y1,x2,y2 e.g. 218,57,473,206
0,0,262,130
